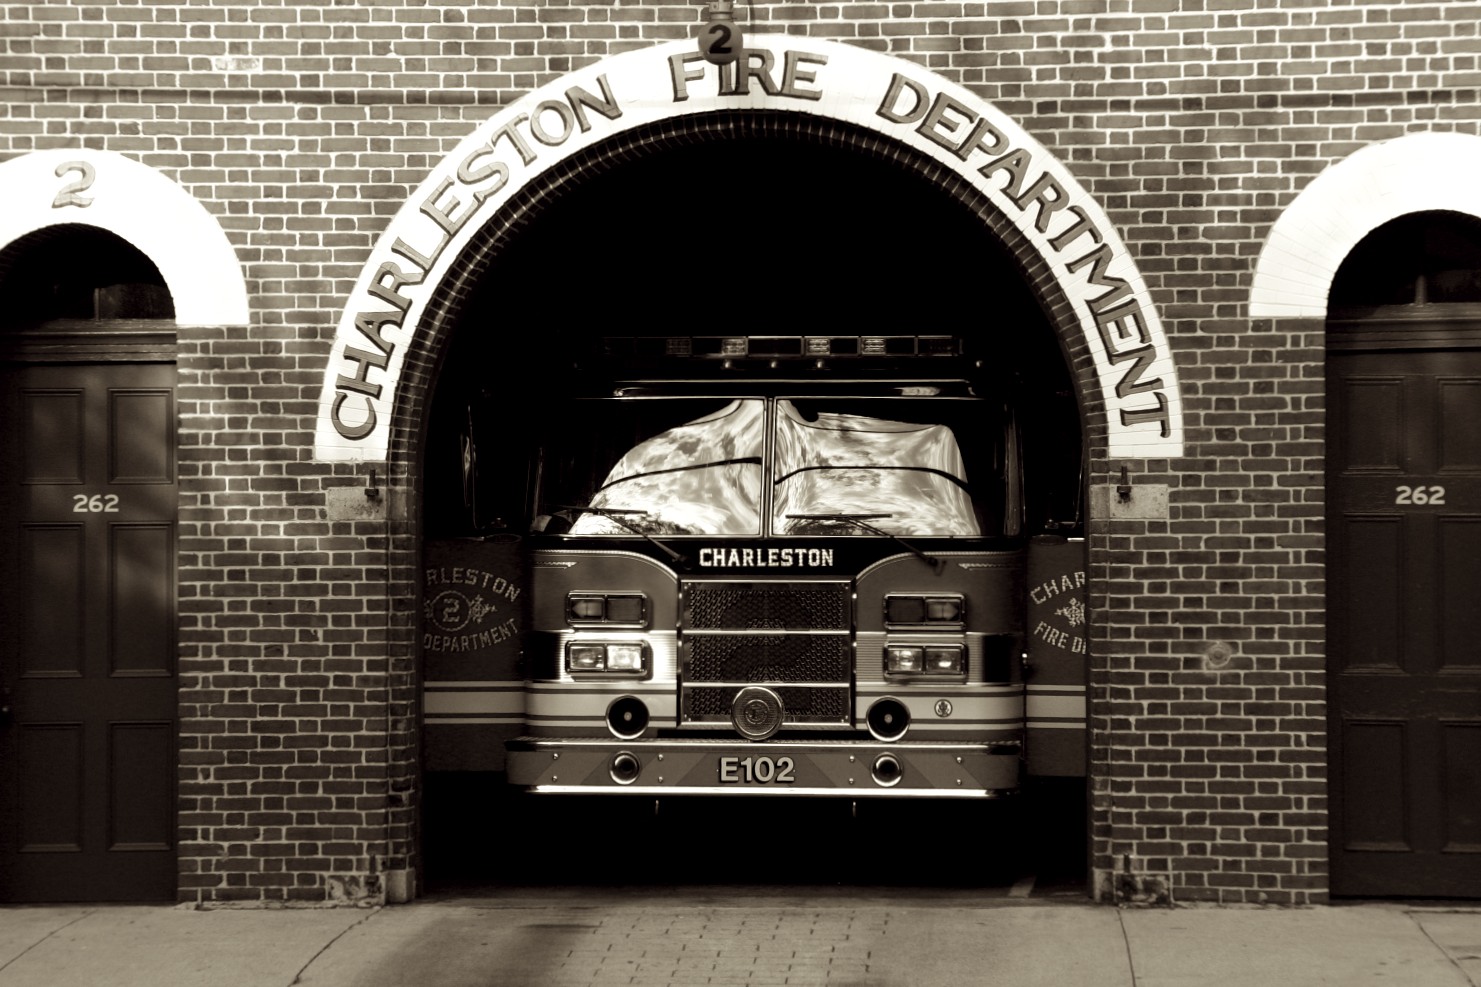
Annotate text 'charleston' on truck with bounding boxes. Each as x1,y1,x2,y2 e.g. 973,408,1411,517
422,334,1088,799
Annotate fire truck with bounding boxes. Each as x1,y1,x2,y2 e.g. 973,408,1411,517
421,334,1087,805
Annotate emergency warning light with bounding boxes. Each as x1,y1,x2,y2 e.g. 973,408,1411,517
566,592,647,626
595,336,961,363
883,594,965,627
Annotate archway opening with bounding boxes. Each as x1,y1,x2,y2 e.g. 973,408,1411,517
0,224,174,328
1325,209,1481,898
0,222,179,902
1330,210,1481,314
417,119,1087,893
424,121,1083,541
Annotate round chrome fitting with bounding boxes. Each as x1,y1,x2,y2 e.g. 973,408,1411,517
871,753,903,788
730,686,784,741
866,697,911,742
609,751,641,785
606,695,650,740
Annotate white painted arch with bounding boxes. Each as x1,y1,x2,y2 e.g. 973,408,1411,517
1250,130,1481,319
0,148,249,327
316,34,1184,462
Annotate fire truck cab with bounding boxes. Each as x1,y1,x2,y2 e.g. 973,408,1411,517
477,334,1075,798
421,332,1086,816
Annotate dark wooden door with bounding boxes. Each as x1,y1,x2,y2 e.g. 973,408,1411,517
1328,333,1481,897
0,361,178,901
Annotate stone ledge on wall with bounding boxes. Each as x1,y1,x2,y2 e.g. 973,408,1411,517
1088,482,1170,520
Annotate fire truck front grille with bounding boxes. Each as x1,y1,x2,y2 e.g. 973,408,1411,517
683,686,851,724
680,580,852,729
685,635,850,683
684,581,850,630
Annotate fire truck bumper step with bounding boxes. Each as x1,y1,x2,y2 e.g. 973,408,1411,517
505,737,1020,797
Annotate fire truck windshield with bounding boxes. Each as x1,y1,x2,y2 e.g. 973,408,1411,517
565,399,764,536
771,400,978,536
540,394,1006,539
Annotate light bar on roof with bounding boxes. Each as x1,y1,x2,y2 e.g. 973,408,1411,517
599,336,961,359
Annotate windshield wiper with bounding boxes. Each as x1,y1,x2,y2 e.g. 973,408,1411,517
784,513,945,574
551,505,688,567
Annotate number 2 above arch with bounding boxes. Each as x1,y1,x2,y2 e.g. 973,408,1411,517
52,160,96,208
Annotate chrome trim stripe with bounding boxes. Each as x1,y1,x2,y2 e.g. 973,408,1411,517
855,685,1022,697
853,714,1021,725
527,684,674,696
533,548,681,582
853,687,1024,702
856,550,1020,582
1026,694,1087,718
425,716,522,725
528,693,678,717
424,692,523,716
682,628,849,636
510,738,1017,752
853,693,1020,715
684,681,852,689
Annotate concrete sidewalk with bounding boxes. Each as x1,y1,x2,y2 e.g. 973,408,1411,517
0,892,1478,987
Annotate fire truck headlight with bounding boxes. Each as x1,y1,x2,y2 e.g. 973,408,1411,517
885,644,965,678
569,644,607,671
885,646,925,674
605,644,647,673
924,646,963,674
566,642,649,676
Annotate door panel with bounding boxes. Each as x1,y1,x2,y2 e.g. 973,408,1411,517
22,389,85,483
18,723,84,851
108,721,174,850
22,525,87,674
1439,379,1481,468
1339,516,1403,668
1329,343,1481,897
1441,724,1481,851
109,523,175,675
1340,720,1408,851
1439,519,1481,668
0,362,178,901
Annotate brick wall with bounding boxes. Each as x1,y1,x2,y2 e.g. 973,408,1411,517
1088,315,1328,905
5,0,1481,904
173,321,416,903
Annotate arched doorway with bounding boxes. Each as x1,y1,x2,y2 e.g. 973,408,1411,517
1326,210,1481,897
414,116,1087,887
1252,130,1481,899
0,224,180,902
0,148,247,902
315,35,1184,897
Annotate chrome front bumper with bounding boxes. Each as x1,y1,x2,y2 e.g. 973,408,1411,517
505,737,1021,797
